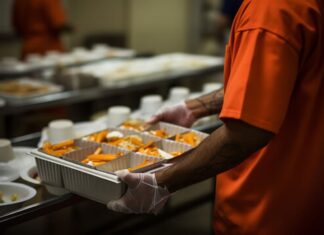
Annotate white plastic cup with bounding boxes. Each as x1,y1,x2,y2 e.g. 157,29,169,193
107,106,131,127
0,139,15,162
202,82,223,94
140,95,163,117
47,119,76,144
168,87,190,103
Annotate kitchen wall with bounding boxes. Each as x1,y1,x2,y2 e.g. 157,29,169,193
68,0,128,48
0,0,223,58
128,0,191,54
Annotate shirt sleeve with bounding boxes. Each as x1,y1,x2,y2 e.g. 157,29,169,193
45,0,66,30
220,29,299,133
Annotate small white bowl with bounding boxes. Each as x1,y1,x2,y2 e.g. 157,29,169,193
0,163,19,182
20,165,41,185
0,182,37,215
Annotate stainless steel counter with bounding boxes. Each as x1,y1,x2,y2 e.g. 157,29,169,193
0,62,224,137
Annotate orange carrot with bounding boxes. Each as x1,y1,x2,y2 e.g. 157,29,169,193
128,159,153,172
51,139,75,150
87,154,119,161
95,131,108,142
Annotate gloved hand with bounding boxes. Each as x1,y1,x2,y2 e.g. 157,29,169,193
147,102,196,127
107,170,171,215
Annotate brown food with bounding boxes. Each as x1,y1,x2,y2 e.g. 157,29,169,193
0,80,49,96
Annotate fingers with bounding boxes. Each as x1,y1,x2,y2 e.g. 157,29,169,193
146,115,159,124
115,169,139,188
115,169,130,179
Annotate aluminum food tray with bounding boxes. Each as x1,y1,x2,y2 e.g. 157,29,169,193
31,124,209,204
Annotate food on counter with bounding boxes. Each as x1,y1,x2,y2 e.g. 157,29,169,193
0,191,19,203
175,132,201,147
32,172,41,182
0,80,50,96
42,139,78,157
10,193,18,202
119,119,148,131
81,147,123,167
128,159,154,172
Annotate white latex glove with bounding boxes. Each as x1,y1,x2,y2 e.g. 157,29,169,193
107,170,171,215
147,101,196,127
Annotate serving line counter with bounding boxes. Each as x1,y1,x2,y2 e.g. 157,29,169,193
0,47,136,79
0,55,224,137
1,121,222,234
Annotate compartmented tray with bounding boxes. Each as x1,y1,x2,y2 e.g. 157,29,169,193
30,122,209,204
143,122,189,139
169,129,209,147
97,153,164,174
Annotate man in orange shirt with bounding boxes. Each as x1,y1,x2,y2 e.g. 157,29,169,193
108,0,324,234
12,0,72,59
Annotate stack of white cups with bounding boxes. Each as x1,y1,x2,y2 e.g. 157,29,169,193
0,139,19,182
167,87,190,105
47,119,76,144
139,95,163,120
107,106,131,127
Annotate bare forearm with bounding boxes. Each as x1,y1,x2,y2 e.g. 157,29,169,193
185,88,224,119
156,119,273,193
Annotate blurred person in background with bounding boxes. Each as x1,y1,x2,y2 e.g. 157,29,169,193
108,0,324,234
215,0,242,45
12,0,73,59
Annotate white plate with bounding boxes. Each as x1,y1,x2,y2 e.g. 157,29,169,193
20,165,41,185
0,164,19,182
38,121,107,147
7,147,36,172
0,182,37,215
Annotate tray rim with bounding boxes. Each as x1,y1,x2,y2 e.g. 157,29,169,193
29,149,121,184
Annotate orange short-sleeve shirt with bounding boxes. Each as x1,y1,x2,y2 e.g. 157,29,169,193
216,0,324,234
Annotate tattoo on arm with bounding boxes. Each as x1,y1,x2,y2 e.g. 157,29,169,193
186,88,224,119
156,120,272,193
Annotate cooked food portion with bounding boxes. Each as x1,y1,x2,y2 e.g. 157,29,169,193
0,80,49,96
0,191,19,203
109,134,145,151
83,130,109,143
42,139,78,157
146,129,170,138
137,141,182,158
10,193,18,202
175,132,201,147
119,119,148,131
128,159,154,172
81,147,123,167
